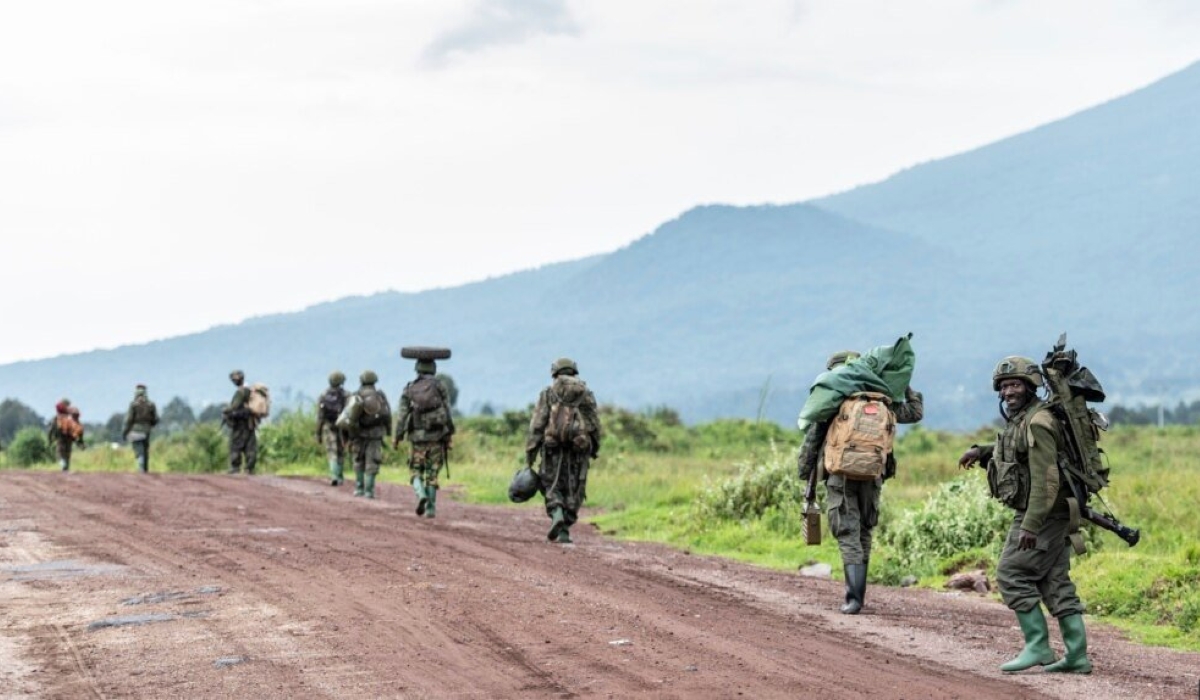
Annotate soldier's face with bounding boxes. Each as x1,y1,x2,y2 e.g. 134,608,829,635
998,378,1032,413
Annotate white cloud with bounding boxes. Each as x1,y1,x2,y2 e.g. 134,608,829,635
0,0,1197,363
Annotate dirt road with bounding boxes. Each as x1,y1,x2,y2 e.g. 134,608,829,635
1,471,1196,699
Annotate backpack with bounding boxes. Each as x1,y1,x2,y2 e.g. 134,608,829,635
247,383,271,419
543,376,592,453
1040,334,1110,494
406,376,449,433
56,413,84,441
822,391,896,480
358,389,389,429
318,388,346,423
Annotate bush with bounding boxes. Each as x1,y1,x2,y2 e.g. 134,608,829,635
164,424,227,473
695,445,803,527
258,409,323,467
7,427,52,467
875,475,1010,584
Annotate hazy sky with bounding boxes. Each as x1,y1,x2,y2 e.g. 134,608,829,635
2,1,1197,364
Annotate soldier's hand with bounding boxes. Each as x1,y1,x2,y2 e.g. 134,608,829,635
1017,530,1038,551
958,447,981,469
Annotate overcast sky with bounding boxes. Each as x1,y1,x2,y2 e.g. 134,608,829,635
1,1,1197,365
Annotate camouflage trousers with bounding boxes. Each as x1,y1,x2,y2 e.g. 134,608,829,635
353,438,384,476
54,438,74,467
229,423,258,473
539,449,589,526
826,474,881,566
408,442,445,488
320,424,345,464
997,513,1085,618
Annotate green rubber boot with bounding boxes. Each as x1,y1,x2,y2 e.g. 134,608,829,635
364,472,377,500
548,506,566,541
413,476,428,515
353,470,365,497
1000,607,1057,672
329,459,343,486
1044,614,1092,674
425,487,437,518
555,527,572,544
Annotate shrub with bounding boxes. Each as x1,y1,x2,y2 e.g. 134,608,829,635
695,445,803,526
7,427,52,467
875,475,1010,583
258,409,323,467
164,424,227,473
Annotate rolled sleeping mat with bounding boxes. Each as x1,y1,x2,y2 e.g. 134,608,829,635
401,347,452,360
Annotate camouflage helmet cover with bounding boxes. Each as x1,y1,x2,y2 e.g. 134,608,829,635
229,369,245,381
328,371,346,387
415,359,437,375
360,370,379,385
826,350,860,371
992,356,1043,391
551,357,578,377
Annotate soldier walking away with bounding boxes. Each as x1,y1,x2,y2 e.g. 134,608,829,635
525,358,601,544
394,348,455,518
223,370,259,475
797,349,923,614
47,399,85,472
348,370,391,499
122,384,160,473
958,356,1092,674
316,371,350,486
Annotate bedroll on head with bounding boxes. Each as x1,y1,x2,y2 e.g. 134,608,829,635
401,346,452,360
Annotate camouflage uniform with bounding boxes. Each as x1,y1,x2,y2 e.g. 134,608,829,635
960,355,1091,674
395,360,455,517
315,372,349,486
122,385,159,473
525,358,601,543
350,371,391,499
223,371,258,474
797,350,923,614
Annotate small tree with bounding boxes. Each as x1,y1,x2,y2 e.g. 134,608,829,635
161,397,197,434
8,426,52,467
0,398,44,445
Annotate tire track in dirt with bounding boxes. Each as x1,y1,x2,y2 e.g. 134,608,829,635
2,471,1198,699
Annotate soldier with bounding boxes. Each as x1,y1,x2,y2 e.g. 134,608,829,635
348,370,391,499
524,358,601,544
958,356,1092,674
46,398,85,472
394,358,455,518
122,384,160,473
315,371,350,486
797,350,923,614
222,370,258,475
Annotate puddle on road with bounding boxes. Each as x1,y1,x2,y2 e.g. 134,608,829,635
3,559,124,581
213,656,247,668
87,611,210,631
122,586,223,606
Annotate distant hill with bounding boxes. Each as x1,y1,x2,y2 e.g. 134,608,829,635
3,60,1198,431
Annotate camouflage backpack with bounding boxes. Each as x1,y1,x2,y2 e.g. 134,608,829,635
544,375,593,453
357,389,389,429
406,376,449,432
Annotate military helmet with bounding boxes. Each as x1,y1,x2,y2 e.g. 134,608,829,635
328,371,346,387
360,369,379,385
826,350,860,371
415,359,437,375
551,357,578,377
229,369,245,381
992,356,1043,391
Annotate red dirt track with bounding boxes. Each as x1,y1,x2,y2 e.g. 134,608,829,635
1,471,1197,699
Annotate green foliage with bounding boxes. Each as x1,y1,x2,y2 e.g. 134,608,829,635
7,427,52,467
874,475,1010,584
0,398,44,445
694,446,802,528
163,424,226,473
257,409,323,468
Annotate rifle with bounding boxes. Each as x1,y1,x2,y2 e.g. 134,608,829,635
441,440,451,480
1066,476,1140,547
802,455,822,546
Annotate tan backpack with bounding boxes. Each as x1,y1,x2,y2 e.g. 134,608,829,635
246,383,271,419
822,391,895,480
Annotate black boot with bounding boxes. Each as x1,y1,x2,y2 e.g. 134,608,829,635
840,564,867,614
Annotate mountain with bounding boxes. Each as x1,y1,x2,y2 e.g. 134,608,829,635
3,60,1198,431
